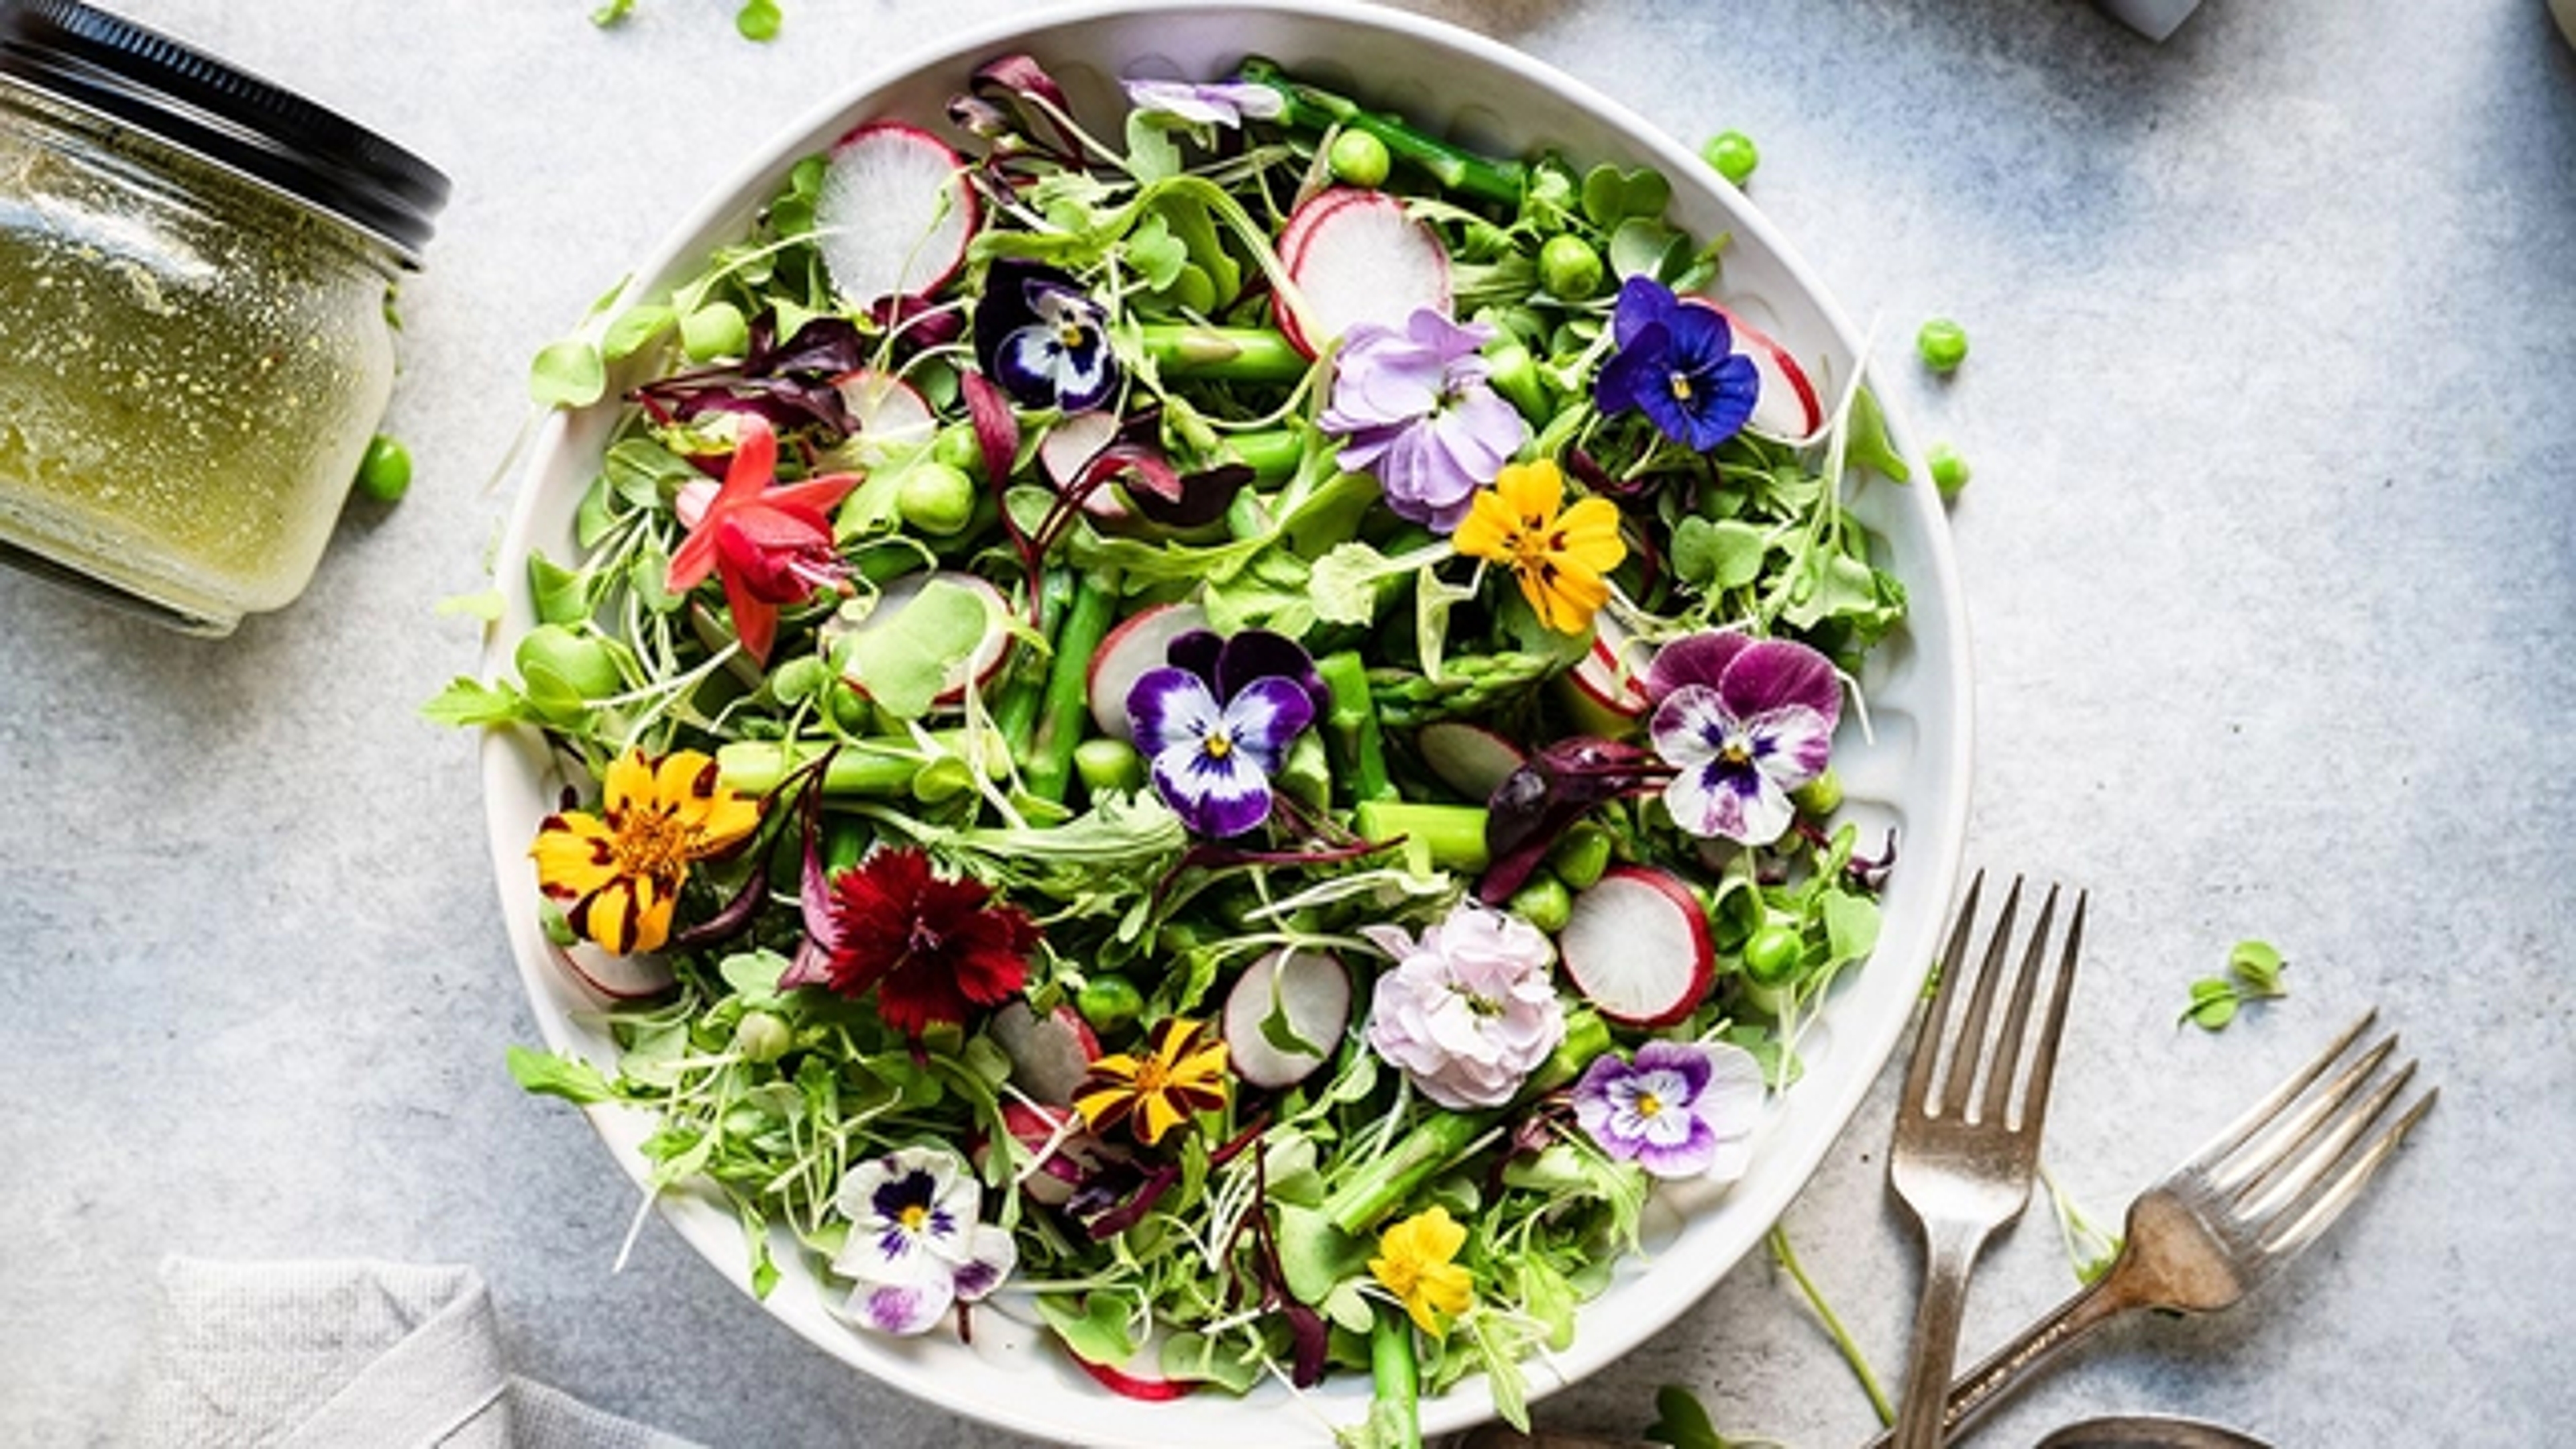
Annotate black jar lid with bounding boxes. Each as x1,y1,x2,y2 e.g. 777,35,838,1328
0,0,449,261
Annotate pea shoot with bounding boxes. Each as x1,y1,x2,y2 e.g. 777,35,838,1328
2182,939,2290,1031
1699,129,1760,188
1917,317,1970,374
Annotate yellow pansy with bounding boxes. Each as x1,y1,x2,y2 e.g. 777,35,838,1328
1370,1205,1474,1336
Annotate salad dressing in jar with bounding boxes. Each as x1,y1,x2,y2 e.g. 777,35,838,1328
0,0,447,633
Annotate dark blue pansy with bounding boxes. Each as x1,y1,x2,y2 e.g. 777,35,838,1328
1126,629,1321,838
1593,276,1760,451
973,260,1121,413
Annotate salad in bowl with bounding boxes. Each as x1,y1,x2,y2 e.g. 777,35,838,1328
453,6,1966,1444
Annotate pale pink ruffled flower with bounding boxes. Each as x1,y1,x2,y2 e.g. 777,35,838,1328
1362,902,1566,1110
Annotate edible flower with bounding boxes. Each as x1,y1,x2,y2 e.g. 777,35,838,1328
1570,1038,1766,1181
1073,1016,1230,1147
830,1144,1016,1336
1127,629,1321,838
973,259,1120,413
530,748,759,957
665,417,860,665
1370,1205,1473,1336
1322,308,1530,532
1362,902,1566,1110
1451,458,1626,634
780,846,1039,1038
1121,76,1285,129
1644,631,1841,846
1593,276,1759,451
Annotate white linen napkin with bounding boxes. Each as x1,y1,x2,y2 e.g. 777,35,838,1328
123,1258,703,1449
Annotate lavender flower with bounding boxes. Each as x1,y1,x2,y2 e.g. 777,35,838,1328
1122,77,1285,129
1323,308,1531,532
1128,629,1321,838
1362,902,1566,1110
829,1144,1016,1336
1645,631,1841,846
1571,1038,1766,1180
1593,276,1759,451
973,260,1120,413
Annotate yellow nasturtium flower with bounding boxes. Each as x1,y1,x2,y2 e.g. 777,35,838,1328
530,749,759,956
1370,1205,1474,1336
1452,458,1626,635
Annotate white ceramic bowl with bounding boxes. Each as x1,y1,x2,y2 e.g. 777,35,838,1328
482,3,1972,1442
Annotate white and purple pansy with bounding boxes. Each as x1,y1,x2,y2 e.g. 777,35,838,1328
973,259,1120,413
1570,1038,1766,1181
1644,630,1842,847
1126,629,1324,839
828,1144,1016,1336
1121,76,1286,129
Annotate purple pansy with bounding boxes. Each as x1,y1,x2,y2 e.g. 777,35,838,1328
1362,902,1566,1110
1122,77,1285,129
829,1144,1016,1336
1571,1038,1766,1180
973,260,1120,413
1322,308,1531,532
1593,276,1760,452
1128,629,1322,838
1645,630,1841,846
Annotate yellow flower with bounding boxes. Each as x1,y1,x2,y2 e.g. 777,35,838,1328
1073,1016,1231,1146
1452,458,1627,634
1370,1205,1474,1336
529,749,760,956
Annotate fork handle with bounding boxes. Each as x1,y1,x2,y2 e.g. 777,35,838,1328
1864,1266,2144,1449
1890,1222,1994,1449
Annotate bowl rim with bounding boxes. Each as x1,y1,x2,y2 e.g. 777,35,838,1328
480,1,1976,1441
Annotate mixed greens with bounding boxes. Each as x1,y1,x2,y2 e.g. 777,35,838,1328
443,52,1917,1442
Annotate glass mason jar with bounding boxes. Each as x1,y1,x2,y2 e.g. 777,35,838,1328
0,0,447,633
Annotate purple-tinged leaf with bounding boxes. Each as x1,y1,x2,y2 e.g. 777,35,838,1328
1479,737,1672,904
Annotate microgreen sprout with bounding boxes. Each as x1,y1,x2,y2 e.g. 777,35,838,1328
2182,938,2290,1031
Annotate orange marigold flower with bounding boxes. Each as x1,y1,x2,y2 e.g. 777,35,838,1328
529,748,759,956
1072,1017,1230,1147
1451,458,1626,635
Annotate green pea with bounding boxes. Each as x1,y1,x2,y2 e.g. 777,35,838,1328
827,678,873,733
1546,824,1614,891
896,461,977,536
515,623,621,700
1507,874,1574,934
734,0,782,43
1327,129,1391,189
931,423,985,479
1073,737,1146,795
1537,234,1604,301
1927,443,1972,500
352,433,412,503
1700,130,1760,188
1077,975,1146,1036
1743,924,1804,985
1793,767,1845,817
735,1010,792,1063
681,301,749,362
1917,317,1970,374
768,653,830,705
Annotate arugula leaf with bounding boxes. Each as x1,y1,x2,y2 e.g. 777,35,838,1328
506,1046,616,1105
421,677,528,728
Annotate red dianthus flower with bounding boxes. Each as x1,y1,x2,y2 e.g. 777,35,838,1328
785,847,1038,1036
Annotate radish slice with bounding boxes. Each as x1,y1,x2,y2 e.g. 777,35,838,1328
971,1102,1113,1207
837,368,936,459
1279,189,1451,358
549,941,674,1001
1273,186,1368,276
988,1001,1101,1106
1222,948,1350,1089
1073,1352,1199,1403
1086,602,1208,741
1562,614,1654,732
1558,867,1716,1027
814,122,978,308
1037,411,1134,520
1686,299,1823,441
826,571,1012,710
1414,721,1527,802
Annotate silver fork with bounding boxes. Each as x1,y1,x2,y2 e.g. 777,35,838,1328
1888,874,2086,1449
1859,1008,2436,1448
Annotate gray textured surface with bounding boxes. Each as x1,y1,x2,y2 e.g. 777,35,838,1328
2,1,2571,1446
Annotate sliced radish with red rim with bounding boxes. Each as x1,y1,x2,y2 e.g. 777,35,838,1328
815,122,979,309
1558,867,1716,1027
1278,189,1452,358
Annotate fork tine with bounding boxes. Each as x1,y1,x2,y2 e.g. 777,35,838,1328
2236,1056,2416,1227
2180,1008,2379,1180
2260,1087,2438,1259
2011,890,2084,1135
1977,883,2062,1127
1903,871,1986,1109
1937,876,2025,1116
2214,1032,2399,1198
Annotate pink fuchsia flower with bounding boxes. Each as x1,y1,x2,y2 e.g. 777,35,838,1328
1322,308,1531,533
1571,1038,1766,1181
1121,77,1285,128
830,1144,1016,1336
1645,631,1841,847
666,417,859,665
1362,902,1566,1110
